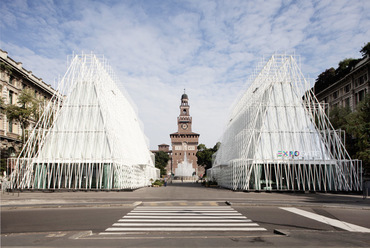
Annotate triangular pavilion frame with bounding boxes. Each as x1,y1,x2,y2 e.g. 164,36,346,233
209,54,362,191
10,53,159,190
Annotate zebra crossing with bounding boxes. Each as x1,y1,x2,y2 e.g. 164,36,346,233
99,204,266,235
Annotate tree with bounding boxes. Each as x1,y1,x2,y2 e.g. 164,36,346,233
327,95,370,177
346,94,370,176
329,105,357,157
5,89,40,144
314,68,335,94
155,151,169,177
196,142,220,171
360,42,370,57
314,42,369,95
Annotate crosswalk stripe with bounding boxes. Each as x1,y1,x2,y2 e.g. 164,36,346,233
135,208,233,210
118,219,253,222
113,223,259,227
131,210,238,213
127,213,242,216
100,205,266,234
105,227,267,232
137,205,230,207
122,215,247,219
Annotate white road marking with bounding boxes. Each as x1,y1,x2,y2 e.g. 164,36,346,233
130,210,238,214
113,223,259,226
136,207,233,209
280,207,370,233
127,212,242,216
122,215,247,219
105,227,267,232
100,206,266,234
118,219,252,222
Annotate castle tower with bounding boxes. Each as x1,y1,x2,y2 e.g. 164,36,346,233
170,91,200,177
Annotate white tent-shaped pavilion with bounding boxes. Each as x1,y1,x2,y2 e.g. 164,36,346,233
209,54,362,192
10,53,159,190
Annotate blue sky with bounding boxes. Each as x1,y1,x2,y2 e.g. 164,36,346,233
1,0,369,149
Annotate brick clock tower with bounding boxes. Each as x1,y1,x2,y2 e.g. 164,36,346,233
170,91,202,176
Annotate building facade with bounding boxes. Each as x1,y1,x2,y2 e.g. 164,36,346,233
170,92,202,177
0,50,57,172
151,144,172,176
314,56,369,112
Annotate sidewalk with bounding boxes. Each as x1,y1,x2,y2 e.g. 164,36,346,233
1,182,369,210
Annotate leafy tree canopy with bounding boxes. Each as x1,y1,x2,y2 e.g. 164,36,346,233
328,94,370,176
5,89,40,143
360,42,370,57
196,142,220,171
314,42,369,94
155,151,169,176
345,94,370,173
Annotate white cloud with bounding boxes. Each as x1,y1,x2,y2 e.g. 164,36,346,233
1,0,369,149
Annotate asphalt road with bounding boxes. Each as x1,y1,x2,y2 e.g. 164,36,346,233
1,183,370,247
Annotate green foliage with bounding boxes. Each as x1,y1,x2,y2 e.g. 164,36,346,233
345,95,370,174
196,142,220,171
0,62,13,75
329,106,357,157
360,42,370,57
5,89,40,143
338,58,355,71
155,151,169,176
329,106,351,130
314,68,335,94
152,179,164,186
314,42,369,95
328,94,370,176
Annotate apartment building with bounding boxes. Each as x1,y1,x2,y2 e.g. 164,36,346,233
0,50,57,169
314,56,369,111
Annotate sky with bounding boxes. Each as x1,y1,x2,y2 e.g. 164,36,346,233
1,0,369,150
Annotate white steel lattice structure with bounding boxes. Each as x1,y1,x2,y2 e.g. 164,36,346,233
209,54,362,192
10,53,159,190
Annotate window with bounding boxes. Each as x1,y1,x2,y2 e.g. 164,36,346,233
356,74,368,87
8,119,13,133
344,84,351,93
358,90,366,102
333,91,338,99
344,98,350,108
9,91,13,104
9,75,14,85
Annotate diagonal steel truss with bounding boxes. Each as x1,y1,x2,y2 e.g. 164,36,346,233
10,53,159,190
209,54,362,191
